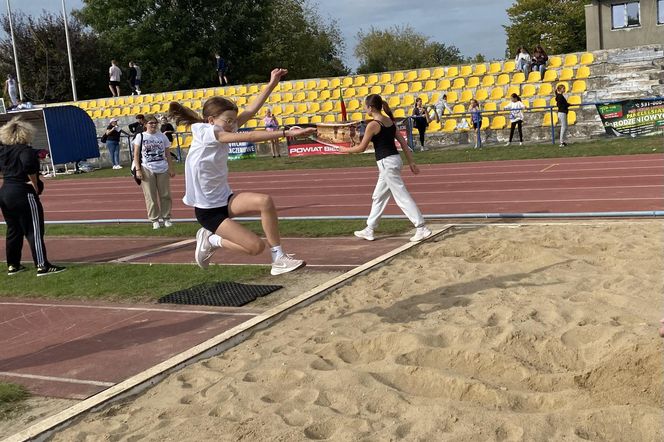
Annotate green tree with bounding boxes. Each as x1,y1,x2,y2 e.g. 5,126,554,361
0,12,108,102
427,42,466,66
504,0,588,57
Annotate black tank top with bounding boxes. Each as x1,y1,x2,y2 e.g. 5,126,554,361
371,121,399,161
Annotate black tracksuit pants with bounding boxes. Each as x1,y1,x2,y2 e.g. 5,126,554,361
0,183,48,268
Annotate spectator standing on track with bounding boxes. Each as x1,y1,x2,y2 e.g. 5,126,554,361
504,93,525,146
469,99,483,148
169,68,315,275
0,117,65,276
108,60,122,97
555,84,569,147
160,115,179,160
263,108,280,158
104,118,130,169
4,74,18,108
515,47,531,75
215,53,229,86
336,94,432,243
132,115,175,229
411,97,431,150
531,45,548,76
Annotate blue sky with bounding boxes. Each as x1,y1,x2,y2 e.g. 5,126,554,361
8,0,514,68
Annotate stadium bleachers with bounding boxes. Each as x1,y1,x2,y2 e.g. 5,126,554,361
72,51,594,137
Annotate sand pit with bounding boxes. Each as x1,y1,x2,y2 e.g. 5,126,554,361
52,222,663,441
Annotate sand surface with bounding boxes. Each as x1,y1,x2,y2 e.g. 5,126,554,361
52,222,663,441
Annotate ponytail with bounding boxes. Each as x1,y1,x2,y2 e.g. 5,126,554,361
366,94,395,121
169,102,204,126
382,101,395,122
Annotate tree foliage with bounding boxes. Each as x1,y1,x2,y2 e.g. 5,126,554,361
75,0,347,93
354,26,478,74
504,0,588,57
0,12,108,102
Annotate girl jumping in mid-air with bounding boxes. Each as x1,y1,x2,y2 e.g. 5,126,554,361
169,68,316,275
337,94,431,243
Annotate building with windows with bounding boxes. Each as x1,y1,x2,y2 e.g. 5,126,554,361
585,0,664,50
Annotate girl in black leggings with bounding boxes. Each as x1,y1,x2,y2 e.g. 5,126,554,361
411,97,431,150
0,117,65,276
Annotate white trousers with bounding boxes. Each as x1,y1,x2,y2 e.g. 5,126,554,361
366,154,425,229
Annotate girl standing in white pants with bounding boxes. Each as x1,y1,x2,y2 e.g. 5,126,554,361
338,94,431,242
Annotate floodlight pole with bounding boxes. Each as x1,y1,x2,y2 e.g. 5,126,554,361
62,0,78,101
6,0,24,100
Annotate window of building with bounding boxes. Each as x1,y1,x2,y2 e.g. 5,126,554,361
658,0,664,24
611,2,640,29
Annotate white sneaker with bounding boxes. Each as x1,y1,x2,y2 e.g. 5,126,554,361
112,165,120,170
152,221,161,230
410,226,432,242
354,227,375,241
519,142,523,146
195,227,217,269
164,220,173,228
271,254,305,276
504,142,511,146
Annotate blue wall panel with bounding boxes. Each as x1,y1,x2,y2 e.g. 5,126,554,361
42,106,99,164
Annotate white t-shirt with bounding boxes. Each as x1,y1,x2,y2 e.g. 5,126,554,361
183,123,233,208
133,132,170,173
505,101,525,122
109,65,122,82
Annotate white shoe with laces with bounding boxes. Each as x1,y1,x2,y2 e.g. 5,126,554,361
354,227,375,241
195,228,218,269
410,226,432,242
271,254,305,275
164,219,173,228
152,221,161,230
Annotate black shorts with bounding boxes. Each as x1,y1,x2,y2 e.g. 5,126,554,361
195,200,232,233
109,81,120,86
473,122,482,129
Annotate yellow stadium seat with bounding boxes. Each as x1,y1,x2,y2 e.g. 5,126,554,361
488,62,501,74
522,84,536,98
388,96,400,108
437,79,451,90
460,90,473,102
88,100,97,108
401,95,415,107
319,90,330,100
204,90,214,98
319,79,329,89
116,97,127,106
378,73,391,84
347,99,361,111
568,95,582,106
576,66,590,79
418,69,431,80
323,114,336,123
473,64,487,76
78,101,88,109
549,97,557,106
145,95,155,103
305,80,317,90
527,71,541,83
173,92,184,100
423,80,436,92
490,115,506,130
393,108,406,119
160,103,170,112
392,72,405,83
460,65,473,77
151,104,161,113
442,119,456,132
86,110,94,117
451,78,465,89
532,98,547,109
121,106,132,116
330,78,341,89
194,90,205,99
308,102,320,113
353,76,366,87
165,92,175,101
98,98,108,107
129,105,141,114
502,61,516,72
382,84,395,95
481,75,495,87
410,82,423,92
285,117,297,125
452,104,465,114
571,80,586,93
548,56,562,68
140,104,151,114
102,108,112,118
418,93,429,104
310,115,322,123
396,83,408,94
405,71,418,82
320,102,333,113
559,68,574,81
183,91,194,100
506,85,520,97
306,91,318,101
370,85,382,94
446,91,458,102
281,92,293,102
268,93,281,104
538,83,553,96
93,109,103,119
428,120,441,132
295,116,309,125
366,74,378,85
341,77,353,87
331,89,340,99
481,116,489,128
430,92,440,104
350,112,363,121
484,102,497,112
568,110,577,125
296,103,308,113
496,74,510,86
542,112,558,126
543,70,558,82
283,104,295,115
475,88,489,101
106,98,117,107
490,87,504,100
181,136,193,148
293,81,306,91
556,81,569,92
511,72,525,84
580,53,594,65
564,54,578,66
294,91,306,101
431,67,445,79
111,108,121,117
466,77,480,88
446,66,459,78
245,119,258,128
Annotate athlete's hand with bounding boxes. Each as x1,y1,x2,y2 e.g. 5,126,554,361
169,170,175,178
269,68,288,86
286,127,317,138
409,163,420,175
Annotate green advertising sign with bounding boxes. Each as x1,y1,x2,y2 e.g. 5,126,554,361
596,99,664,136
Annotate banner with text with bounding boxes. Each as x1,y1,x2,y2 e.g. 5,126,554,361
596,99,664,136
228,129,256,160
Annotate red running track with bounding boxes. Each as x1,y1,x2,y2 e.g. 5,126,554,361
2,153,663,222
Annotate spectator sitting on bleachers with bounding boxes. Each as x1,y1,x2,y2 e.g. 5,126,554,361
531,45,548,76
515,47,531,75
434,94,453,123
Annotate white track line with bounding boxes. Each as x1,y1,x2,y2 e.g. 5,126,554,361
0,302,258,317
109,239,195,263
0,372,114,388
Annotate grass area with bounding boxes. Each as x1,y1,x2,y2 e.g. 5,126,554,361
0,219,413,238
56,136,662,179
0,383,29,420
0,264,269,302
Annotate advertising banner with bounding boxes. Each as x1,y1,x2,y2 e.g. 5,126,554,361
596,99,664,136
228,129,256,160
